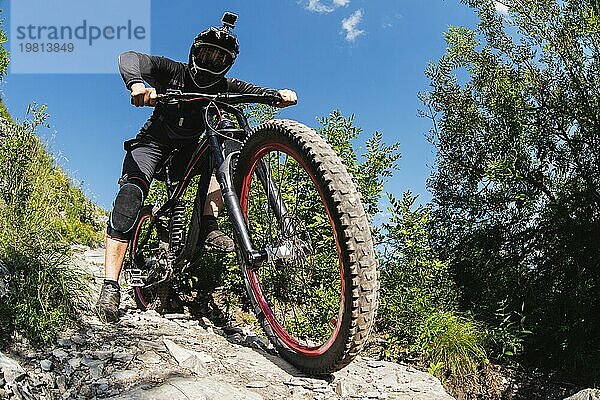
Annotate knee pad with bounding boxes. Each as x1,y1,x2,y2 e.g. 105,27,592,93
109,180,146,234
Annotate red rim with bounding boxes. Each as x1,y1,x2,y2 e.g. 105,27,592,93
239,142,345,356
131,212,152,309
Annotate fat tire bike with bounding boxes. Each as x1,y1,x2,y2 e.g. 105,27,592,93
124,90,379,374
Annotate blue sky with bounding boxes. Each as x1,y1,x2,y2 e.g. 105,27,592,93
1,0,478,209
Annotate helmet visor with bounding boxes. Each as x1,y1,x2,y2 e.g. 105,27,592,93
191,43,235,75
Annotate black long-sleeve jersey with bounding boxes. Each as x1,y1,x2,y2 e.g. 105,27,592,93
118,51,277,140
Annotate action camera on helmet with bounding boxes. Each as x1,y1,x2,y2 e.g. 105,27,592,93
222,12,238,29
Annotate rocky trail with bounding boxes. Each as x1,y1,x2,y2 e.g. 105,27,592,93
0,246,455,400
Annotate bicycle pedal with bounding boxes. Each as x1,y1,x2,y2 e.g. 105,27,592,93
127,269,147,287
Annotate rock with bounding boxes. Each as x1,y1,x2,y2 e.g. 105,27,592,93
80,384,93,398
0,247,457,400
112,352,134,363
111,370,138,382
228,333,244,344
57,338,73,348
223,326,244,335
0,352,26,384
246,381,269,388
92,350,113,360
29,374,44,387
136,351,162,364
67,358,81,369
164,313,189,320
71,334,87,345
163,338,214,363
40,359,52,372
56,375,66,392
163,338,213,376
564,389,600,400
333,359,454,399
95,378,110,395
243,335,268,350
366,360,387,368
109,377,264,400
90,363,104,379
81,357,102,368
63,362,74,376
137,339,165,352
51,348,69,361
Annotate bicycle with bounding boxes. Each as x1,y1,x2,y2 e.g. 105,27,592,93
124,89,379,374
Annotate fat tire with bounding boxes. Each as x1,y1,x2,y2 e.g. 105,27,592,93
129,207,166,313
234,119,379,375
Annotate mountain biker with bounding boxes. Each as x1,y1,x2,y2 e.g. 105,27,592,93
96,15,297,322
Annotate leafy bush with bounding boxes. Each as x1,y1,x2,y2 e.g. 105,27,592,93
484,298,531,365
0,105,101,345
378,193,458,347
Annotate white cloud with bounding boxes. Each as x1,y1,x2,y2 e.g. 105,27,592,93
342,10,366,42
307,0,334,13
494,1,509,15
305,0,350,13
333,0,350,6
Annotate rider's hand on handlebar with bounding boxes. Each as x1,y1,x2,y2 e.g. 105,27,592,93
130,83,157,107
275,89,297,108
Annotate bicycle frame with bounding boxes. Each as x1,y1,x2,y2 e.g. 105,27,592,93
141,94,293,274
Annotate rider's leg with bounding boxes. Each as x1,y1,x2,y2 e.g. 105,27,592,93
201,173,234,252
104,236,129,281
96,236,128,322
97,136,163,321
204,172,223,217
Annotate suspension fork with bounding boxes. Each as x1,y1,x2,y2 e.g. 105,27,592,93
209,131,268,267
254,160,296,238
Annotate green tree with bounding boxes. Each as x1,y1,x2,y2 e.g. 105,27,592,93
422,0,599,383
317,110,400,220
378,192,458,344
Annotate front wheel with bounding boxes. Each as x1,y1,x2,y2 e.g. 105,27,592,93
234,119,379,375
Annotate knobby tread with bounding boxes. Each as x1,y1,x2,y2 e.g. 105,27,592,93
234,119,379,375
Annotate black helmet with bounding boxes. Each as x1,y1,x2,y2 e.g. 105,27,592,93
189,13,240,88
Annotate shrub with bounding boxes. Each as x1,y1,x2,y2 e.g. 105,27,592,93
0,105,100,345
378,193,458,348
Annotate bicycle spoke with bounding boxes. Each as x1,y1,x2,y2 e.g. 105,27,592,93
243,146,344,348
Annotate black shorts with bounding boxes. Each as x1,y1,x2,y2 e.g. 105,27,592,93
121,116,201,185
106,117,204,241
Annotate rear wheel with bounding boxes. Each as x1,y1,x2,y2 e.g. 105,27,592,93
128,207,171,312
234,119,378,375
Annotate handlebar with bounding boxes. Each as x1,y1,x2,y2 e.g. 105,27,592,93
155,90,283,106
